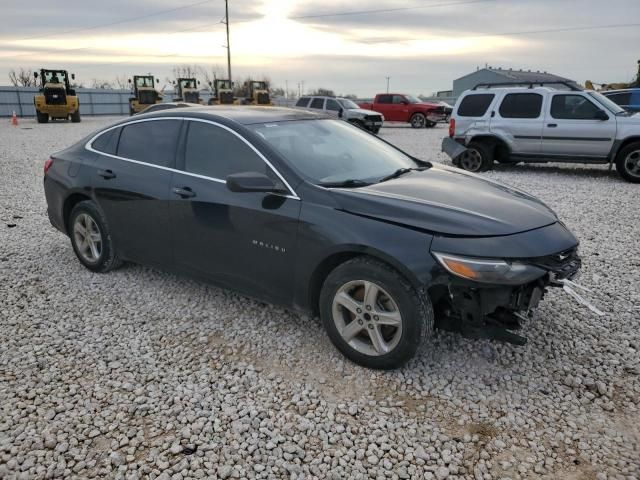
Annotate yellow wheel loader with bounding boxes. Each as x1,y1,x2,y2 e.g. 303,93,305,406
240,80,272,105
33,69,80,123
173,78,201,103
128,75,162,115
208,79,235,105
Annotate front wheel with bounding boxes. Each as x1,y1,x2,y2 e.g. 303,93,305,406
410,113,426,128
69,201,122,273
71,109,81,123
615,142,640,183
425,120,437,128
319,257,433,369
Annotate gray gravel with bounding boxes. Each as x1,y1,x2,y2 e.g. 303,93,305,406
1,117,639,479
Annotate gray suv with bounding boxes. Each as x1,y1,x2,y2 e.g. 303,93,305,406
442,83,640,182
295,96,384,133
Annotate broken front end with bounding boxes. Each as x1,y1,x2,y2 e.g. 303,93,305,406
429,247,582,345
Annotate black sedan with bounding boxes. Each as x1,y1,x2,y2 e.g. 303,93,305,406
44,107,580,369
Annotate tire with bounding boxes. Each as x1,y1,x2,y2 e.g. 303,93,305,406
410,113,426,129
425,120,437,128
615,141,640,183
36,110,48,123
458,141,493,172
319,257,434,369
71,109,81,123
372,126,381,134
68,201,122,273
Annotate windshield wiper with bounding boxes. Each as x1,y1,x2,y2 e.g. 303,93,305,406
318,179,372,188
378,167,428,183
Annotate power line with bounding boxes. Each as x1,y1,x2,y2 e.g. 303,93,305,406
11,0,215,43
290,0,500,19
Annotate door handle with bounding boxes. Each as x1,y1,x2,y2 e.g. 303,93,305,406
547,123,557,128
172,187,196,199
97,169,116,179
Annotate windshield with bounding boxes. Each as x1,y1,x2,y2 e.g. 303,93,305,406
588,91,626,114
136,77,154,88
249,119,419,184
338,98,360,109
405,95,422,104
44,71,67,84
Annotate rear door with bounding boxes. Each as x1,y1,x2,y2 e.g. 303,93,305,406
87,118,181,266
490,92,544,154
168,119,301,304
542,93,616,157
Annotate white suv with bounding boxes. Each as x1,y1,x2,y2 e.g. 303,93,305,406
295,96,384,134
442,83,640,182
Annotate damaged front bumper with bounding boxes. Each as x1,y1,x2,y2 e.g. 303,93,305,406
433,247,582,345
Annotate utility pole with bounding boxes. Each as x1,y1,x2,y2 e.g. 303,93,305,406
385,76,390,93
223,0,232,85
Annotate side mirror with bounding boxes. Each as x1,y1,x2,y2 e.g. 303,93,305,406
338,108,344,118
401,100,409,105
226,172,286,194
34,72,38,79
128,79,132,84
594,109,609,121
155,79,159,84
71,73,75,80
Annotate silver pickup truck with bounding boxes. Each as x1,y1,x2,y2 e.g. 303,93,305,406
442,82,640,183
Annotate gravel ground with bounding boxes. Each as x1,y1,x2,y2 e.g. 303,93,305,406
1,116,639,480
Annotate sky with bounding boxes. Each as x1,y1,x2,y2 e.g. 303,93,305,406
1,0,639,97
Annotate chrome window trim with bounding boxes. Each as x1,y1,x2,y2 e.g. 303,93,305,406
84,116,300,200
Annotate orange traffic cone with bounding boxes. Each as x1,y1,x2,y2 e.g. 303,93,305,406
11,111,18,126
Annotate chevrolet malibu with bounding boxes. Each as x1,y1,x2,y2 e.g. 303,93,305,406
44,107,581,369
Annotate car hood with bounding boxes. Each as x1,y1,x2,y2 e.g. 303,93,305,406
330,165,558,236
347,108,381,116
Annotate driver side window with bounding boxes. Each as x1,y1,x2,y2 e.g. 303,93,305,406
183,121,267,180
551,95,601,120
392,95,405,104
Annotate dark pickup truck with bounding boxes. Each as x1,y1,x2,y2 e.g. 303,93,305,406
359,93,448,128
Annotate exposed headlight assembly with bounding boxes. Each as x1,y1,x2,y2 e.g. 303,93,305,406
433,252,546,285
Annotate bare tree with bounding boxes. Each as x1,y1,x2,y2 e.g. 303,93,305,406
200,65,223,89
91,79,113,89
341,93,358,100
8,68,36,87
310,87,335,96
114,75,129,90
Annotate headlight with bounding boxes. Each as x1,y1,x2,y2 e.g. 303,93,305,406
432,252,546,285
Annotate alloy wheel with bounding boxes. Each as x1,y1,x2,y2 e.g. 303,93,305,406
331,280,403,356
411,115,425,128
624,150,640,179
73,213,103,263
460,149,483,172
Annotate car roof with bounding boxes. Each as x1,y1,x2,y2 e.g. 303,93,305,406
464,86,573,95
138,106,330,125
602,88,640,94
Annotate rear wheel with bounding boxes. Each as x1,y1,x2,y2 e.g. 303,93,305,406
410,113,426,128
319,257,433,369
36,110,48,123
615,142,640,183
71,109,81,123
458,141,493,172
69,201,121,273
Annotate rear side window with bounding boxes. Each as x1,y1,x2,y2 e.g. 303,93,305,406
295,97,310,107
92,127,120,155
605,92,631,106
184,121,267,179
377,95,392,104
117,120,181,167
326,99,341,111
309,98,324,109
499,93,543,118
457,94,494,117
550,95,601,120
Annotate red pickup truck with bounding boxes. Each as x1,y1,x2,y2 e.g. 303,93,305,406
359,93,448,128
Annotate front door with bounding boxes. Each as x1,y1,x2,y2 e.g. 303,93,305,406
542,93,616,158
89,119,181,266
169,119,301,305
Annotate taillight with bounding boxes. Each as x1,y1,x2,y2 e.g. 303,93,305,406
44,158,54,175
448,118,455,138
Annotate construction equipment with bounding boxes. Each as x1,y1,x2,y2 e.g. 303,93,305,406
208,79,235,105
240,80,271,105
33,69,80,123
585,60,640,91
173,78,201,103
128,75,162,115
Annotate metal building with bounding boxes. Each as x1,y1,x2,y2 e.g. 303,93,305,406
453,67,578,98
